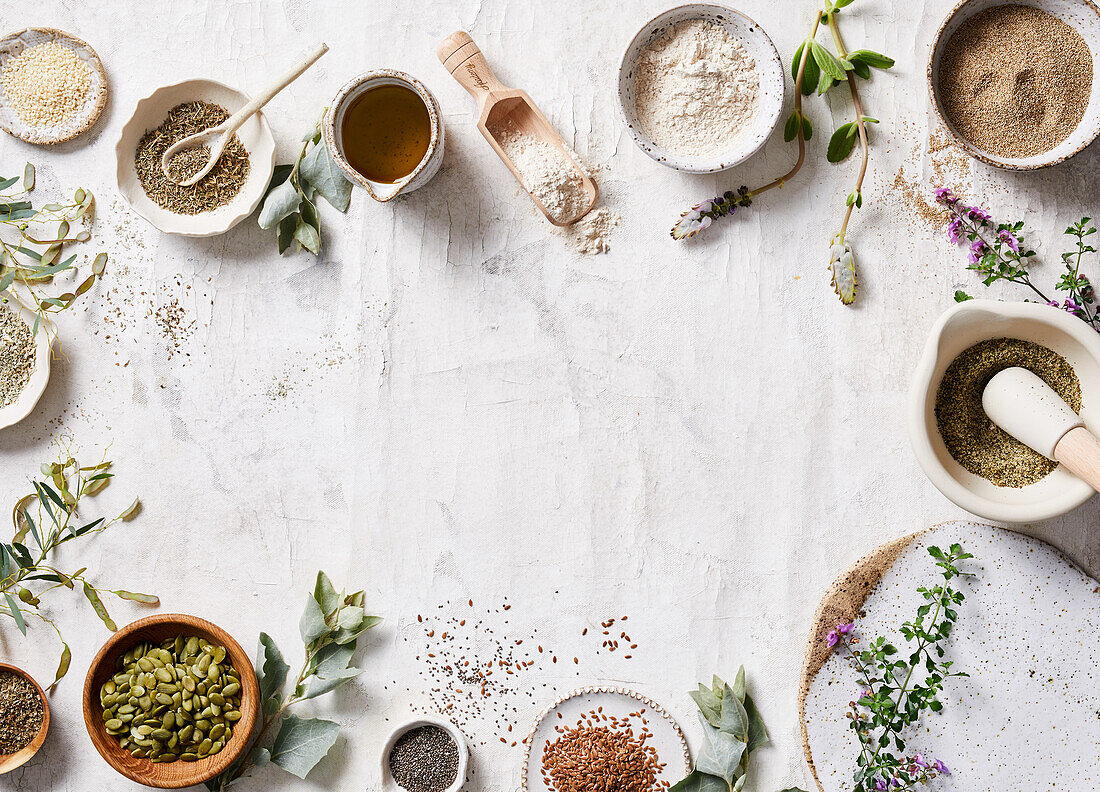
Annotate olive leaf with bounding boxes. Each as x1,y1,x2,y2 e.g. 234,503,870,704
83,581,117,631
111,589,159,604
268,714,340,779
299,140,352,212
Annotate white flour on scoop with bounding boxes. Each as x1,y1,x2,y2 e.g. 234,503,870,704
633,18,758,157
489,119,590,225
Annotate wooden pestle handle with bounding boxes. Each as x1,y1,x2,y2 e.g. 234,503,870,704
437,31,508,105
1054,426,1100,493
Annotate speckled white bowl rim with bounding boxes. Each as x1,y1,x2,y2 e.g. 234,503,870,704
380,715,468,792
907,299,1100,522
0,304,51,430
114,79,276,237
617,3,786,173
928,0,1100,170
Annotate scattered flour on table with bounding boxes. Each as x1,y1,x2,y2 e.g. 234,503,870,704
566,207,620,255
489,118,590,225
634,19,758,156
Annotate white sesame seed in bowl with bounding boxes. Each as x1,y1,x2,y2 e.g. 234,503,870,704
0,28,108,145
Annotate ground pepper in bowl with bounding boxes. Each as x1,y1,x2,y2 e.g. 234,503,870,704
935,337,1082,487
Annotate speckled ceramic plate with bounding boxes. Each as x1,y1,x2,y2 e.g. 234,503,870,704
800,521,1100,791
522,687,690,791
0,28,108,145
617,4,785,172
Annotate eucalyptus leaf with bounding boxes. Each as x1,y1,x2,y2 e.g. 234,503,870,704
669,770,730,792
302,665,360,699
258,180,302,229
257,632,289,702
253,747,271,767
695,713,746,786
690,684,722,729
300,594,328,645
731,667,746,703
299,141,352,212
277,214,297,254
22,163,34,191
4,592,26,635
269,714,340,779
293,214,321,255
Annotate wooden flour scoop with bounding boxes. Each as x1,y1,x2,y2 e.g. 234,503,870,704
983,367,1100,492
437,31,597,226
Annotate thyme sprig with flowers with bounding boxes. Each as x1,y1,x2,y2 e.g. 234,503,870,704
936,188,1100,330
6,447,153,690
672,0,893,306
0,163,108,335
828,544,972,792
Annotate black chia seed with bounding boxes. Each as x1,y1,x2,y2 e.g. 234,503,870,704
388,725,460,792
935,337,1082,487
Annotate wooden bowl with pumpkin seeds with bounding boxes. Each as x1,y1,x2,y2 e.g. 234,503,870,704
82,614,260,789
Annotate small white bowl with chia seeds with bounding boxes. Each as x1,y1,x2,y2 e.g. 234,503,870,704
0,304,51,431
381,715,467,792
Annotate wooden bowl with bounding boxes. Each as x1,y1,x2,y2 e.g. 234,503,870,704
0,663,49,774
83,614,260,789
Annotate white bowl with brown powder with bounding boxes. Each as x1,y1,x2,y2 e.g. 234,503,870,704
618,4,785,172
929,0,1100,169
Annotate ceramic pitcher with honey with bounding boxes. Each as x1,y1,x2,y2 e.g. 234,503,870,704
324,70,445,202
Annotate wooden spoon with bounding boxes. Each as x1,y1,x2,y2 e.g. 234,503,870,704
161,43,328,186
437,31,597,226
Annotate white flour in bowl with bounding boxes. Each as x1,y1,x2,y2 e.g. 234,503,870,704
633,18,758,157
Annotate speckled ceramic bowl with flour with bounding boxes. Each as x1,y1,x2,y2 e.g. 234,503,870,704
617,4,785,173
800,521,1100,791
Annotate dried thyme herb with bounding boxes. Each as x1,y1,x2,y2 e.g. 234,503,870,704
0,669,43,754
0,306,35,409
135,102,249,215
935,338,1081,487
165,145,211,184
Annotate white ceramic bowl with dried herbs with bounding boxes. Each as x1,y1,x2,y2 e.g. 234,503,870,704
0,305,51,431
115,79,275,237
617,3,785,173
908,299,1100,522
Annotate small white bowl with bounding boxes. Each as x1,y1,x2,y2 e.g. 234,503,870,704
0,304,51,430
907,299,1100,522
381,715,467,792
0,27,108,145
114,79,275,237
617,3,785,172
928,0,1100,170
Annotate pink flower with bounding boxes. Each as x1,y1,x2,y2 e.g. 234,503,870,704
826,629,839,647
913,753,929,770
998,229,1020,253
934,188,957,205
934,760,950,775
968,240,988,265
947,218,965,244
837,623,854,635
966,206,992,225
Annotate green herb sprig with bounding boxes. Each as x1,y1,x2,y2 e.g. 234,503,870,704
672,0,893,305
671,666,807,792
829,544,972,792
0,163,108,334
6,448,154,690
940,190,1100,330
258,112,352,255
206,571,380,790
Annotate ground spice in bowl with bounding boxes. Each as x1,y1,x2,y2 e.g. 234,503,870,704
0,669,44,755
937,4,1093,159
135,101,250,214
388,725,460,792
935,337,1082,487
0,306,36,410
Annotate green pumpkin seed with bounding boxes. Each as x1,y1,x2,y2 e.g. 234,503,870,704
105,718,124,730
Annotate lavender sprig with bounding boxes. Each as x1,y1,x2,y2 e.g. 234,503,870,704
936,189,1100,330
827,544,972,792
672,188,752,239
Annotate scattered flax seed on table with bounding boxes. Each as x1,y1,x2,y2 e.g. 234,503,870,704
1,41,93,126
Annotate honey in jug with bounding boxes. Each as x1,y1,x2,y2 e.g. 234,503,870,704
339,84,431,184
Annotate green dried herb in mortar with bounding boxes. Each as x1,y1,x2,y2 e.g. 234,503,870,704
935,337,1081,487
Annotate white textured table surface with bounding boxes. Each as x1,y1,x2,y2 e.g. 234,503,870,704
1,1,1099,791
